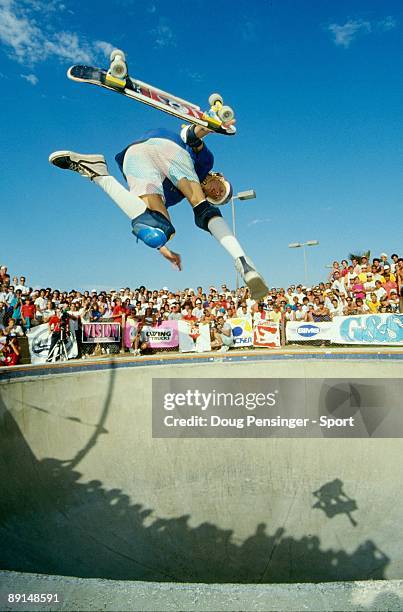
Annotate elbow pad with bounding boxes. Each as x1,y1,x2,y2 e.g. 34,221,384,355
180,124,203,149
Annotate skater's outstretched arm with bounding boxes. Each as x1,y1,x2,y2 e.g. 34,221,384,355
193,125,213,142
182,120,235,152
180,124,212,153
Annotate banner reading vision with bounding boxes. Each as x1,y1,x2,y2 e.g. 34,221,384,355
82,322,121,344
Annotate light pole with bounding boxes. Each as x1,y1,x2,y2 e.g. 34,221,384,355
288,240,319,288
231,189,256,289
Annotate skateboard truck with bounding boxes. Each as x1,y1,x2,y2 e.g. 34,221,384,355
206,93,235,124
106,49,127,89
200,93,235,131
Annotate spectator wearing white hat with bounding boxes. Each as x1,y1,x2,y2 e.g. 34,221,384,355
363,272,376,294
168,303,182,321
380,253,390,267
192,299,204,320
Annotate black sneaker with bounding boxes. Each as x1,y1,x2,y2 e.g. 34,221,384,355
235,256,269,300
49,151,108,180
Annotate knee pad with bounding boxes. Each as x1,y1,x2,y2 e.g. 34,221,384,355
131,209,175,248
193,200,222,232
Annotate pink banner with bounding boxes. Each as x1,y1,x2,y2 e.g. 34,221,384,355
82,322,121,344
124,320,179,348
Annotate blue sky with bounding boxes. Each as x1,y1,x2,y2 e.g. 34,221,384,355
1,0,402,292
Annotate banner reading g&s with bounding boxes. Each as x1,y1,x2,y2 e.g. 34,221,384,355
332,314,403,345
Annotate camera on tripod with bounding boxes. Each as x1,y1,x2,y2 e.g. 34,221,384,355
59,309,69,333
47,309,70,363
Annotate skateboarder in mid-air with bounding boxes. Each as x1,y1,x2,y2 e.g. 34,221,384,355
49,124,269,299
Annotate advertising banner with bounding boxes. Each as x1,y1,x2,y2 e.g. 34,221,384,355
285,321,334,342
82,322,121,344
178,320,211,353
229,317,253,347
124,321,179,349
28,323,78,364
330,314,403,346
143,321,179,348
124,321,138,348
253,323,281,347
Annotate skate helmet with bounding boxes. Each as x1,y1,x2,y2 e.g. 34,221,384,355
202,172,233,206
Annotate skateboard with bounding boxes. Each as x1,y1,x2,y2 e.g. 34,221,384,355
68,49,236,136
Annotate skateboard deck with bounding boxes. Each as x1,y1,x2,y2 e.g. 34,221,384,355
68,65,236,136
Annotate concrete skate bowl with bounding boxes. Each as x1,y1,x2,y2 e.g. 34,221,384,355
1,353,403,586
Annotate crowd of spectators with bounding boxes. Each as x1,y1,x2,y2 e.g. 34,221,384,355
1,251,402,365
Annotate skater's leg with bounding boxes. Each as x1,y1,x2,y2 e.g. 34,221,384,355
49,149,175,249
81,170,174,245
176,178,206,206
206,212,268,300
49,150,147,219
205,216,246,258
177,178,244,257
177,177,268,300
95,179,176,252
49,149,170,222
137,193,172,221
121,143,177,248
94,175,146,219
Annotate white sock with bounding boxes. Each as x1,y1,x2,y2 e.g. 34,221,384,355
94,175,146,219
207,216,246,260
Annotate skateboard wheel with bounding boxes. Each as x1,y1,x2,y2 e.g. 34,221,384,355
109,59,127,79
208,93,223,107
218,105,235,122
110,48,126,62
